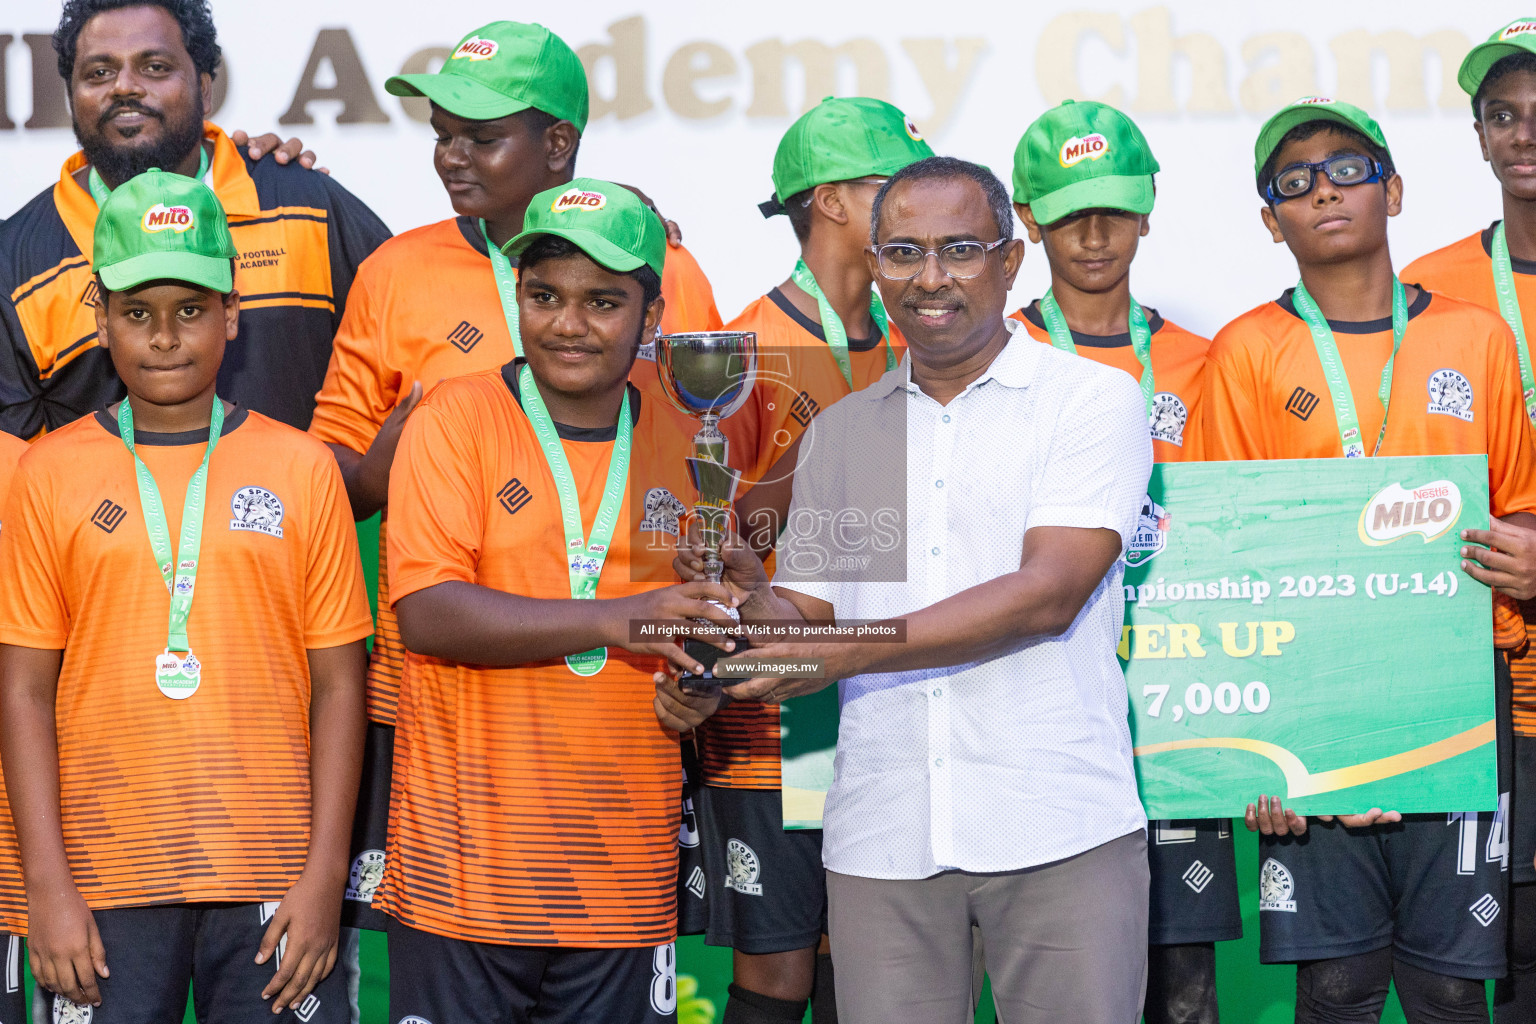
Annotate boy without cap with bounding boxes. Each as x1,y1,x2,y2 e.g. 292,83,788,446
1009,98,1234,1024
0,169,370,1021
308,20,723,938
377,178,742,1024
691,95,932,1024
1208,97,1536,1023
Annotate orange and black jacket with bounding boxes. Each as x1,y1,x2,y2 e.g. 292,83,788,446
0,125,391,436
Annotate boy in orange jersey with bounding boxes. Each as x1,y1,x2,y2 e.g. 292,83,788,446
1401,21,1536,1020
0,430,26,1024
694,95,931,1024
307,19,722,935
377,179,740,1023
1009,98,1231,1024
1209,97,1536,1023
0,169,370,1021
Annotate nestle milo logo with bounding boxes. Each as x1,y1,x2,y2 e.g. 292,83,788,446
1059,132,1109,167
141,203,194,233
452,36,499,61
551,188,608,212
1358,479,1462,546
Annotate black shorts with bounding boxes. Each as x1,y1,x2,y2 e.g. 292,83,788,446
0,932,22,1024
342,721,393,932
386,917,677,1024
1513,733,1536,885
697,784,825,955
677,740,709,936
37,903,349,1023
1147,819,1243,945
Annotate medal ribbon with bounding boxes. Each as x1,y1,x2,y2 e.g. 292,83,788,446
483,220,521,358
1292,277,1408,458
1039,289,1156,417
89,145,210,206
119,397,224,655
517,363,631,671
790,259,897,389
1490,222,1536,427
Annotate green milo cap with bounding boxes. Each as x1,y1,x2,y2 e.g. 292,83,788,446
92,168,237,293
504,178,666,279
1011,99,1159,224
1254,97,1390,177
1459,18,1536,105
386,21,589,131
767,96,934,209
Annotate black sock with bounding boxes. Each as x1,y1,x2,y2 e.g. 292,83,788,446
723,983,808,1024
810,952,838,1024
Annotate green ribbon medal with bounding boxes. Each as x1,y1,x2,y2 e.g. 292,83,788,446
1039,290,1156,417
89,145,209,206
518,363,631,676
1490,222,1536,427
483,220,521,358
1291,277,1408,458
790,259,897,389
120,397,225,699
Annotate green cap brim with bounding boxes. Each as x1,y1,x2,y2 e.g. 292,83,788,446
1255,108,1390,176
385,73,534,121
1460,42,1533,96
1029,175,1154,224
98,251,232,293
502,228,657,278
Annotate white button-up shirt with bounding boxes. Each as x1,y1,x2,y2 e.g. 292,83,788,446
773,318,1153,879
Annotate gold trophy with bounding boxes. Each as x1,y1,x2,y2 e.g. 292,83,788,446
655,331,758,692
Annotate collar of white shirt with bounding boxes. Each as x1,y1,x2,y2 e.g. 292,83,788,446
871,316,1039,401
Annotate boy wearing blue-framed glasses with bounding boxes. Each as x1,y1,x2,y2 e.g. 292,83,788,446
1205,96,1536,1024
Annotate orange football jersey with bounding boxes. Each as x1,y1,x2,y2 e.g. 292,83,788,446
0,409,371,929
1405,227,1536,732
697,288,904,791
309,217,723,726
1010,302,1211,463
377,363,707,947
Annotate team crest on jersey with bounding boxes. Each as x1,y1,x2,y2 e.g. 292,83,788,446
346,849,386,903
1427,368,1474,422
1124,494,1169,568
1148,392,1188,446
551,188,608,213
1059,133,1109,167
230,485,285,538
53,995,93,1024
725,838,763,896
141,203,194,234
451,36,498,61
1259,857,1297,912
641,488,688,536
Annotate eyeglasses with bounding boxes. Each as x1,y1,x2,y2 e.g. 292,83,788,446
1266,155,1384,203
868,239,1009,280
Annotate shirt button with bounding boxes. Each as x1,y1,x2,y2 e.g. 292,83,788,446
934,757,945,768
931,546,941,556
942,414,952,424
932,687,943,698
935,479,944,489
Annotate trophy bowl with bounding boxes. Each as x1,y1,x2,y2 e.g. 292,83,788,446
656,331,758,420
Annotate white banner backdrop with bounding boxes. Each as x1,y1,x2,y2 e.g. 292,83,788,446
0,1,1514,338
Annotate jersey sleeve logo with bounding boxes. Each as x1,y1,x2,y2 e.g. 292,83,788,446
90,498,127,533
1426,368,1474,422
1284,386,1319,421
1148,392,1188,446
345,849,386,903
447,320,484,353
498,478,533,515
790,390,821,427
641,487,687,535
1124,494,1169,568
229,486,285,538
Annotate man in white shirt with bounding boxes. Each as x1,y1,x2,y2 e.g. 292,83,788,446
693,156,1154,1023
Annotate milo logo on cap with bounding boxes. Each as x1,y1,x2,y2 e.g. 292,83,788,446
1059,133,1110,168
551,188,608,213
141,203,194,234
905,116,924,142
452,36,499,61
1296,96,1336,105
1501,21,1536,39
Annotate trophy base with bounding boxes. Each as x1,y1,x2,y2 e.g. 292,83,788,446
679,633,753,695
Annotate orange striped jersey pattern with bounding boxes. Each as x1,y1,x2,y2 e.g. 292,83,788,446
0,410,372,930
309,217,723,727
0,430,28,906
378,364,706,946
1009,302,1212,463
698,289,904,790
1405,229,1536,733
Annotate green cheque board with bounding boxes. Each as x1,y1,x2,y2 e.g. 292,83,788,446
783,455,1499,827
